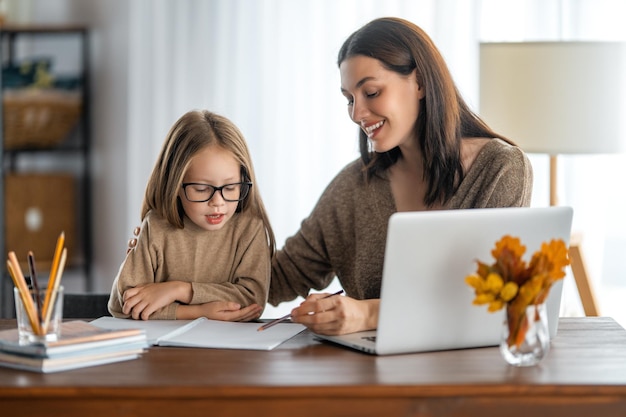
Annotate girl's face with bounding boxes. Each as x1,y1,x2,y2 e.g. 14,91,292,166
340,55,425,153
179,145,242,231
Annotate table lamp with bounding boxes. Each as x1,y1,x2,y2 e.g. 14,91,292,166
479,41,626,316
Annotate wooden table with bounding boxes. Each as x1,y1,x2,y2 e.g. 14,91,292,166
0,317,625,417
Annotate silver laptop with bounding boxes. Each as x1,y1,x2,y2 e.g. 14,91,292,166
316,206,573,355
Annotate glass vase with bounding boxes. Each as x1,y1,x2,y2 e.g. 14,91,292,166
500,303,550,367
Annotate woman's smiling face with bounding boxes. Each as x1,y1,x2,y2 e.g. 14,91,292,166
340,55,425,153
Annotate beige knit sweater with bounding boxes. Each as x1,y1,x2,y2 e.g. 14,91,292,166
108,209,271,319
269,139,533,305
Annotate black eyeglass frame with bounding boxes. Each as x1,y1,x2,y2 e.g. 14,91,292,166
181,181,253,203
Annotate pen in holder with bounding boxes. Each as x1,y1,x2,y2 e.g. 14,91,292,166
7,232,67,344
14,285,64,343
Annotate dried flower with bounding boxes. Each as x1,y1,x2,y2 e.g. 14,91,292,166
465,235,570,347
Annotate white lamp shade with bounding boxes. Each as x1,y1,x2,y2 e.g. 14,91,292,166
480,42,626,155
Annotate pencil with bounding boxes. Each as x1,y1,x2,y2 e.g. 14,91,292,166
257,290,344,331
42,247,67,333
27,251,43,324
42,231,65,320
7,254,42,336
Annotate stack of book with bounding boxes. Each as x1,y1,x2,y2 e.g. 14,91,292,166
0,320,148,373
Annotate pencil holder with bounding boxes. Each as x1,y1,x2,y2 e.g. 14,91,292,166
14,286,64,344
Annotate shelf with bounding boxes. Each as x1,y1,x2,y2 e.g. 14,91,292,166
0,25,92,318
0,24,87,34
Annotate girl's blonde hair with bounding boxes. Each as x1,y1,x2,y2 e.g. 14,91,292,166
141,109,276,256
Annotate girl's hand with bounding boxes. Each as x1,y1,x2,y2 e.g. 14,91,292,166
123,281,191,320
177,301,263,322
290,293,380,335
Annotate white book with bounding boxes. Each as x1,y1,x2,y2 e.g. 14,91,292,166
0,347,145,373
90,316,306,351
0,321,149,373
0,321,148,358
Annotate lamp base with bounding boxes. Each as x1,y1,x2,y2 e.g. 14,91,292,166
569,234,600,316
550,155,600,316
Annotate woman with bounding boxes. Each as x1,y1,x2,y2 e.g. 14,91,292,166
269,17,532,335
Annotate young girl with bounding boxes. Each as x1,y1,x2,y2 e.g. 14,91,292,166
108,110,275,321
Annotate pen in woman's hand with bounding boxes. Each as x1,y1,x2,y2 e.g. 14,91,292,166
257,290,344,332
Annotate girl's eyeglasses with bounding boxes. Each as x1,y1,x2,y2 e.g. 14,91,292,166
181,182,252,202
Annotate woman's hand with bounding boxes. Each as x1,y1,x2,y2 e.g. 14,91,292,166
177,301,263,322
123,281,192,320
290,293,380,335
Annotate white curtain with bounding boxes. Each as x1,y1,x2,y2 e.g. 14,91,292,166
126,0,479,247
124,0,626,320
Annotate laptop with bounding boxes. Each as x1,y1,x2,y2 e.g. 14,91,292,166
315,206,574,355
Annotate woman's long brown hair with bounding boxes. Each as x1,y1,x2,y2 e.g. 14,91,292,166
338,17,509,207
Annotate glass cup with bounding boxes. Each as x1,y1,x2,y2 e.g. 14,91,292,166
14,286,64,344
500,302,550,367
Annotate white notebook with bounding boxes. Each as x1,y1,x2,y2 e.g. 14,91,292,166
91,316,305,351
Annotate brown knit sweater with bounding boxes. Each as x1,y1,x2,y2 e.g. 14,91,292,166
269,139,533,305
108,209,271,319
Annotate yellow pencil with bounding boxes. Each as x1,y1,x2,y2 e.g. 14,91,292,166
7,255,42,336
42,247,66,333
42,231,65,320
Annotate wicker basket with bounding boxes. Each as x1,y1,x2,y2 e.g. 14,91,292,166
3,89,82,149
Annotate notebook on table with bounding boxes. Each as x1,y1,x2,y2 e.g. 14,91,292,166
315,206,574,355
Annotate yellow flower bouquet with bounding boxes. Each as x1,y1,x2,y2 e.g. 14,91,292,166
465,235,570,352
